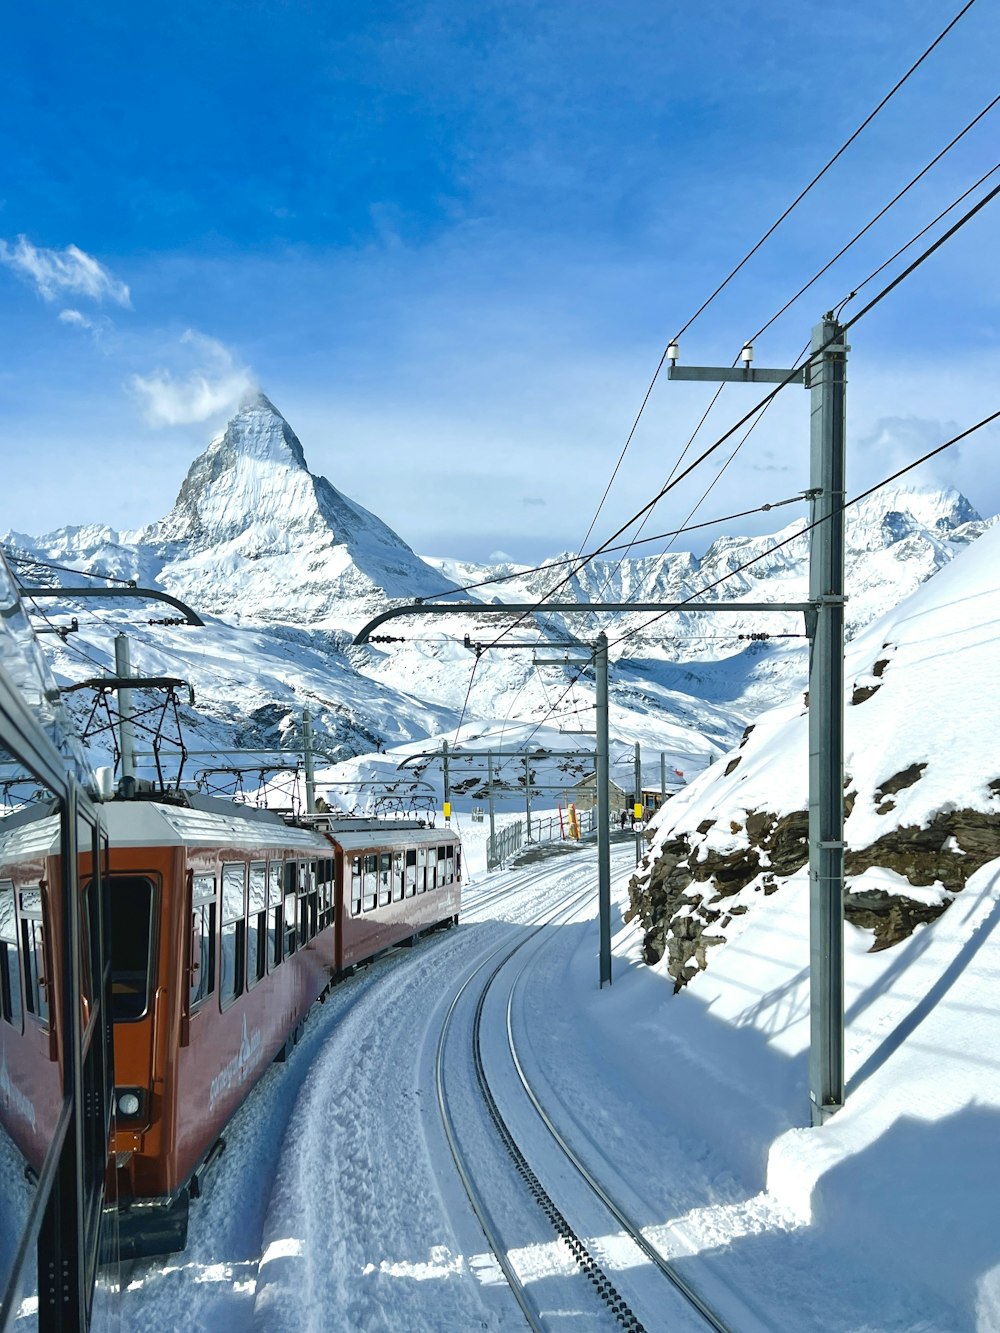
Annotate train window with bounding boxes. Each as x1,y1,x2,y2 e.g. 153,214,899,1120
378,853,392,908
455,847,461,880
190,900,216,1010
351,856,362,915
317,859,335,930
190,874,217,1010
220,864,246,1010
0,879,22,1028
297,870,313,946
416,849,427,894
247,862,267,989
392,852,403,903
404,849,417,897
283,875,297,957
18,889,49,1027
363,853,377,912
267,864,283,968
444,845,455,883
108,876,155,1023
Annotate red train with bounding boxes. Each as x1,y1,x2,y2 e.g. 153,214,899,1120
0,788,461,1258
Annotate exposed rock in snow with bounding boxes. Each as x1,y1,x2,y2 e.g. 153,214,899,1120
627,521,1000,987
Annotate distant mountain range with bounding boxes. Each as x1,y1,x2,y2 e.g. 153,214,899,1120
3,394,992,795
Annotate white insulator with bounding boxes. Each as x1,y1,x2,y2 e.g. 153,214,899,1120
741,342,754,364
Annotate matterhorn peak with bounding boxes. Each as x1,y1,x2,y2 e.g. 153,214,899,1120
144,392,313,548
138,392,455,626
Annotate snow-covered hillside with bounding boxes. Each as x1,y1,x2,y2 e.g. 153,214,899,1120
629,517,1000,979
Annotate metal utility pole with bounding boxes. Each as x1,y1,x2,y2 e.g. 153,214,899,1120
114,633,136,784
660,752,667,803
302,707,317,814
634,741,642,866
487,751,496,849
595,633,612,986
355,602,812,997
524,752,532,840
442,739,451,821
807,315,848,1125
668,318,849,1125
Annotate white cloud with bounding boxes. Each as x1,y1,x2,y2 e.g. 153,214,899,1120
0,235,131,306
58,308,112,343
129,330,256,426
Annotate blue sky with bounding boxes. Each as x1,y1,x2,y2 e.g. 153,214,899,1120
2,0,998,562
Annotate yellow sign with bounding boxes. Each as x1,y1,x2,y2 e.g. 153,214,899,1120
443,801,452,819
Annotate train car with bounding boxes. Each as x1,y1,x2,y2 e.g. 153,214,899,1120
333,821,461,972
94,794,461,1257
0,554,114,1332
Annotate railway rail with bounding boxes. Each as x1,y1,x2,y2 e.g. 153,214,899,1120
437,849,752,1332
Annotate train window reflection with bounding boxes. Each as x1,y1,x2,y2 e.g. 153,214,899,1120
19,889,49,1027
109,876,154,1022
0,879,22,1028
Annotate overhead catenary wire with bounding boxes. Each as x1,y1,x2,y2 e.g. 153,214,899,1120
4,548,138,587
747,92,1000,347
429,494,807,601
570,1,979,568
491,170,1000,645
446,172,1000,745
609,407,1000,652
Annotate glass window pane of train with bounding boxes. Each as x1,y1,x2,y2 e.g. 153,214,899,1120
283,890,297,953
0,879,22,1028
248,863,267,916
268,863,282,908
220,922,243,1006
109,877,154,1022
268,903,281,968
20,894,49,1025
351,857,362,914
392,854,403,903
0,759,61,1320
247,863,267,985
190,902,215,1008
222,864,246,924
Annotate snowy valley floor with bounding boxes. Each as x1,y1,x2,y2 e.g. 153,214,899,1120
57,819,1000,1330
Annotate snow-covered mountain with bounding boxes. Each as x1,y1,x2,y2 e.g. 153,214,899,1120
1,394,992,795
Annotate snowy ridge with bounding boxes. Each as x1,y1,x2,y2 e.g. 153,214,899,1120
1,394,992,785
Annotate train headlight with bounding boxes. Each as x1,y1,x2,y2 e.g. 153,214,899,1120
116,1090,143,1118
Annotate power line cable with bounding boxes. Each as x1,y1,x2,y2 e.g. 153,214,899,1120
671,0,979,345
571,1,978,561
748,92,1000,347
4,548,138,587
834,159,1000,314
609,407,1000,651
449,170,1000,746
427,494,805,600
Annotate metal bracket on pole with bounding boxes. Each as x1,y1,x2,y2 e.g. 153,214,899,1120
19,585,204,625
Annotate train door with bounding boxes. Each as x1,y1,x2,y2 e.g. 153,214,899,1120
106,870,159,1157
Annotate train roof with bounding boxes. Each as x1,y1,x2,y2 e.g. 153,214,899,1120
0,809,62,864
332,825,461,852
100,799,334,853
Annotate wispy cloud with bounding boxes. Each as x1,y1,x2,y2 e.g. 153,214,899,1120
129,330,255,426
58,307,112,343
0,235,131,306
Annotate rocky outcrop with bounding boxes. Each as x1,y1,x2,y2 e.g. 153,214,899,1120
627,798,1000,990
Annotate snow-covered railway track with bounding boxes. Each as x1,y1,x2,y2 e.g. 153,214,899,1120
435,853,725,1330
438,851,740,1332
496,928,740,1332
